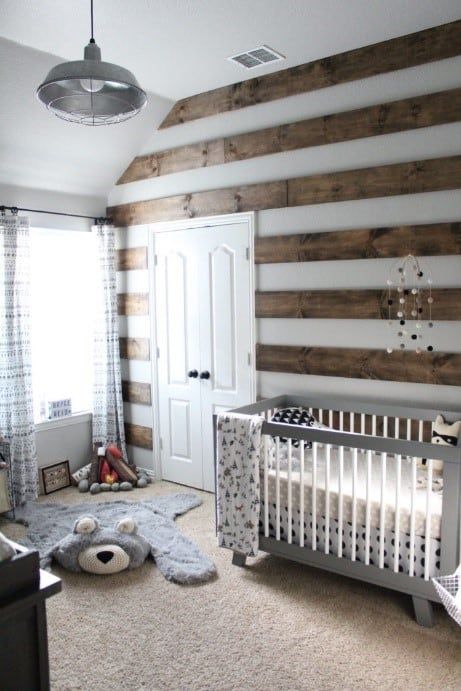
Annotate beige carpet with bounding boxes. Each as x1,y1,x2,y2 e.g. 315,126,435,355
3,482,461,691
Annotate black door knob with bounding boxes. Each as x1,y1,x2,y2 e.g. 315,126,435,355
200,370,210,380
187,369,198,378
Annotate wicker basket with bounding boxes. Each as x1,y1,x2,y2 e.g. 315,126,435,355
432,566,461,626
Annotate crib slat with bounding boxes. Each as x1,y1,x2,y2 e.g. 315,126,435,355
287,438,293,545
264,434,269,538
407,419,412,441
338,445,344,558
365,450,372,565
275,437,281,541
325,444,331,555
372,415,377,437
383,415,388,438
409,456,417,577
394,454,402,573
351,447,358,561
394,417,400,440
329,410,333,428
418,420,424,442
424,458,433,581
339,411,344,431
361,413,365,436
299,440,305,548
350,412,355,433
379,452,387,569
312,441,317,551
318,409,323,424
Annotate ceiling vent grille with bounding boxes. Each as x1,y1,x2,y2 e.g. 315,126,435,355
228,45,285,69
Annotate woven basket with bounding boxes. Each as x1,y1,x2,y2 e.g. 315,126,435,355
432,566,461,626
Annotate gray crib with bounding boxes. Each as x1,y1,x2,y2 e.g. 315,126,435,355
216,394,461,627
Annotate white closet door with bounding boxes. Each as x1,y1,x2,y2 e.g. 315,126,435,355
155,230,203,489
197,222,253,491
155,221,253,492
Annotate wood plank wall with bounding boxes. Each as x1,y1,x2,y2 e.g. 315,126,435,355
113,19,461,392
117,248,153,453
119,88,461,183
159,19,461,127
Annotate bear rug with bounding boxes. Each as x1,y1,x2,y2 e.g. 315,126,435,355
15,494,216,584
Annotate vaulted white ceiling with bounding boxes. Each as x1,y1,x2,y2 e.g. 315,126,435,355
0,1,460,197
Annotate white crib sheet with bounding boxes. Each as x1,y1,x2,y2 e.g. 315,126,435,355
263,445,442,539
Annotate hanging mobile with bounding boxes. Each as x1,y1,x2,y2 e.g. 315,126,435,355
385,254,434,355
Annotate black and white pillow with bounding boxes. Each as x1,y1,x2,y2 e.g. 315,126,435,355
271,407,323,448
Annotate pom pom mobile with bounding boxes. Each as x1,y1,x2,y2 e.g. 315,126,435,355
385,254,434,355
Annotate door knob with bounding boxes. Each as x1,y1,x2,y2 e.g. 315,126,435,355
199,370,210,380
187,369,198,378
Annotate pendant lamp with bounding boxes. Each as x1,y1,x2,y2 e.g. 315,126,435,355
37,0,147,125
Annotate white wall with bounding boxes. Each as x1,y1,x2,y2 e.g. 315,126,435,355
112,55,461,422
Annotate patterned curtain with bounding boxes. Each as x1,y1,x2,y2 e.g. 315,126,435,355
92,224,128,460
0,215,38,504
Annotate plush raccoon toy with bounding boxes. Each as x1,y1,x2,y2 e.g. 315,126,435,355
417,414,461,492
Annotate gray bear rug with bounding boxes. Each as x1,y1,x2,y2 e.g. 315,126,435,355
15,494,216,584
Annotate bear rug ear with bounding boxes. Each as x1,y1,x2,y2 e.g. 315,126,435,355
73,516,99,534
115,517,138,534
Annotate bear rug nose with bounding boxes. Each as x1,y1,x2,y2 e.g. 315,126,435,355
97,550,114,564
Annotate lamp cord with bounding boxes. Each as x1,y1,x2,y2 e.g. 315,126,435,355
90,0,94,41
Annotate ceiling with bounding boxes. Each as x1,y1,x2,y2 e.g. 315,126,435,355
1,0,460,101
0,1,460,199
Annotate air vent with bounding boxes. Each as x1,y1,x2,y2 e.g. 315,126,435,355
228,45,285,69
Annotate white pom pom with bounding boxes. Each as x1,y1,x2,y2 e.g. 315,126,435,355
116,517,137,534
74,516,98,534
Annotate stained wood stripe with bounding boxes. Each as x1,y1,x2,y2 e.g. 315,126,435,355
117,293,149,316
124,423,153,450
122,380,152,406
287,155,461,207
119,88,461,183
110,181,287,226
109,155,461,227
116,247,148,271
119,337,150,361
256,344,461,386
255,288,461,320
160,20,461,128
255,222,461,264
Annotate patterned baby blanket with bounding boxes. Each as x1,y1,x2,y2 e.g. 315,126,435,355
216,412,264,557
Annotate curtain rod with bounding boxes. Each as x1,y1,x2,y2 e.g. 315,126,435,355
0,205,112,225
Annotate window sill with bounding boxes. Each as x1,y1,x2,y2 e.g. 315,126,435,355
35,411,92,432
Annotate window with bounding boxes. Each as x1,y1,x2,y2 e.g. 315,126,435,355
30,228,96,423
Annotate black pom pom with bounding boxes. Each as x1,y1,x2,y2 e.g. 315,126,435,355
411,334,417,340
427,345,434,352
404,289,409,295
387,299,393,305
400,319,405,325
417,271,423,277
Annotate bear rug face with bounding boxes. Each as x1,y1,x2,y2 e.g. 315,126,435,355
15,495,216,584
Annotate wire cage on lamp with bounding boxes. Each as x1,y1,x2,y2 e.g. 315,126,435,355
36,0,147,125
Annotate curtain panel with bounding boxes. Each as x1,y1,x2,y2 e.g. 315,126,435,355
0,215,38,504
92,224,128,460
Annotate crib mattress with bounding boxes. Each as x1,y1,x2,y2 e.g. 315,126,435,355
262,445,442,539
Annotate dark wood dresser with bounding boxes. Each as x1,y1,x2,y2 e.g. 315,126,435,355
0,541,61,690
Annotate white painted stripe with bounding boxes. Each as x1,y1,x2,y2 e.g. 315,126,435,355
123,402,153,427
126,444,155,472
118,315,151,338
115,226,149,248
116,269,149,294
120,359,152,383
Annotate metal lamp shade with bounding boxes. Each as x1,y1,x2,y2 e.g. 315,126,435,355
37,42,147,125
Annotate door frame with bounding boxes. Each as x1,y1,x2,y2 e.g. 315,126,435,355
148,211,256,482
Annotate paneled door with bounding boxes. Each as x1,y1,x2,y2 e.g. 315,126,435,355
155,220,254,491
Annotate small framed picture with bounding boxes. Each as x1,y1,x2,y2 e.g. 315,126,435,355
41,460,71,495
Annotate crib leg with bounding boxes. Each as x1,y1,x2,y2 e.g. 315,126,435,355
232,551,247,567
412,596,434,627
